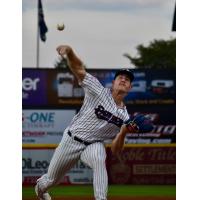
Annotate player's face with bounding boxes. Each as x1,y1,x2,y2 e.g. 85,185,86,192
112,74,132,93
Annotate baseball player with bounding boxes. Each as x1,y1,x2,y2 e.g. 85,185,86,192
35,45,153,200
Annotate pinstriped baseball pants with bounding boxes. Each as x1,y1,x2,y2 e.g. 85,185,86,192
36,129,108,200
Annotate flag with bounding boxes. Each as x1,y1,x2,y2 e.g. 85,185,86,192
172,5,176,32
38,0,48,42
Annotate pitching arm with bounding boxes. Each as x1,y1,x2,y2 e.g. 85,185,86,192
57,45,86,82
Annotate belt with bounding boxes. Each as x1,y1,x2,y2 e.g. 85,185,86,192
68,131,92,146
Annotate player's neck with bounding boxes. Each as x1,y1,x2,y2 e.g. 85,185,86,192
111,90,125,107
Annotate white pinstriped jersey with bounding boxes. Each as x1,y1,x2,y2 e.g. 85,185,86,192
68,73,130,142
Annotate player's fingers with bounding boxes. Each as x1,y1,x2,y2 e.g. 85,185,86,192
56,45,65,52
59,48,65,55
56,47,65,56
56,46,62,54
56,45,63,51
57,46,71,56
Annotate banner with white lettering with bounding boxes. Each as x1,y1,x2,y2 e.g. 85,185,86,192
22,70,47,105
22,68,176,106
125,105,176,144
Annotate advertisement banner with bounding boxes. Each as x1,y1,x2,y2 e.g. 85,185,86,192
90,69,176,105
46,70,84,105
124,105,176,144
22,109,76,144
106,146,176,185
22,149,93,185
104,105,176,144
22,68,176,106
22,70,47,105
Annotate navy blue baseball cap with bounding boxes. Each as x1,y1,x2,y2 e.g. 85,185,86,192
114,69,134,82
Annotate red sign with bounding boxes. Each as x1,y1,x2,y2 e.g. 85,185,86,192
106,146,176,185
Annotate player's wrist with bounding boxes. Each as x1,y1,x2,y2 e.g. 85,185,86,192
120,125,129,135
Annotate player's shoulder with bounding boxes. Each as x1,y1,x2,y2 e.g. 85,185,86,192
84,72,101,83
101,87,112,97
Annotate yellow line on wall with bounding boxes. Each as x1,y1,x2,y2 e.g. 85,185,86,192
22,143,176,149
22,144,58,149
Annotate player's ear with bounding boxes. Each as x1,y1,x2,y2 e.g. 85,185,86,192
111,80,116,91
112,80,116,86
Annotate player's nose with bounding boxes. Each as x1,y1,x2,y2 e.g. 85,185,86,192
120,77,126,83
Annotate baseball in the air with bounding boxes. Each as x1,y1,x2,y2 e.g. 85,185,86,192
57,23,65,31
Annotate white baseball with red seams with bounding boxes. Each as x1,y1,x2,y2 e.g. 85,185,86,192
35,73,130,200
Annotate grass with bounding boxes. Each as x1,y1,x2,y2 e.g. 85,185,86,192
22,185,176,198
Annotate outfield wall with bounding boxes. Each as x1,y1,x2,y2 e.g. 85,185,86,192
22,144,175,186
22,108,176,145
22,68,176,185
23,68,176,106
106,144,176,185
22,68,176,145
22,148,93,186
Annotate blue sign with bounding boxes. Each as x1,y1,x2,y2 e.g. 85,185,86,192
22,70,47,105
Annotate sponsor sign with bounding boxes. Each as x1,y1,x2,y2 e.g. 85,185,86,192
22,149,93,185
124,106,176,144
22,109,76,144
22,68,175,106
90,69,176,105
22,70,47,105
106,146,176,184
46,70,84,105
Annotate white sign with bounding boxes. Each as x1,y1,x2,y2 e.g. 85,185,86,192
22,109,76,144
22,149,93,185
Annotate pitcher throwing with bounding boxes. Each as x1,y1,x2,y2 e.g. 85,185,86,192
35,44,153,200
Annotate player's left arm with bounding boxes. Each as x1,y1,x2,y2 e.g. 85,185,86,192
111,124,129,156
111,114,154,155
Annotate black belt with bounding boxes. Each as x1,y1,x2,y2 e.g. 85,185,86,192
68,131,92,146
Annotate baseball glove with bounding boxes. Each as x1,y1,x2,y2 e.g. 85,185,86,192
125,114,154,133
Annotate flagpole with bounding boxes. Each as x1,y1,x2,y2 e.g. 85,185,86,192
36,0,40,68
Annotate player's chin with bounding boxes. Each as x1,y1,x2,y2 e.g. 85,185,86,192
118,87,129,94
